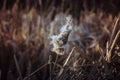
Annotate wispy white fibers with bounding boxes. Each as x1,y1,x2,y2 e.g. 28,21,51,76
50,16,73,55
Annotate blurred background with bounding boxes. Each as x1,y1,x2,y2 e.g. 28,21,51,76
0,0,120,80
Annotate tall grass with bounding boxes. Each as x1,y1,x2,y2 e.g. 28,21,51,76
0,0,120,80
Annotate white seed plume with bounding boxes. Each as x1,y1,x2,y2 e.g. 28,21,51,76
50,16,73,55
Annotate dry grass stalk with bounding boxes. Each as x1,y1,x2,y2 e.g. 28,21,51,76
23,61,63,80
23,63,48,80
106,18,120,63
57,47,75,78
63,47,75,67
14,54,22,80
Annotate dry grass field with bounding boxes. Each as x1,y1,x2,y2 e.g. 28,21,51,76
0,0,120,80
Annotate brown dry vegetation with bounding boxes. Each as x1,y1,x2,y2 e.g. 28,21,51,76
0,0,120,80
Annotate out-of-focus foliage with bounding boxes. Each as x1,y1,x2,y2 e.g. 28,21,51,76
0,0,120,80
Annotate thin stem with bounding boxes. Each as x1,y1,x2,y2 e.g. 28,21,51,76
63,47,75,67
23,63,48,80
52,54,59,73
49,62,52,80
57,47,75,78
107,30,120,62
14,54,23,80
